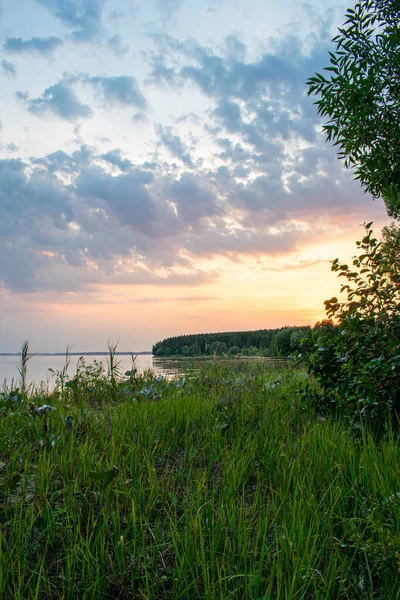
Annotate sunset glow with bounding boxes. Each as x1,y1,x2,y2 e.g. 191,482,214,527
0,0,390,352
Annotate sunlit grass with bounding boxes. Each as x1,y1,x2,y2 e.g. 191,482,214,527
1,357,400,599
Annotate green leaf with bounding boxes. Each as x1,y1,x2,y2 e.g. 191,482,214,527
325,66,339,74
65,379,77,389
89,466,119,487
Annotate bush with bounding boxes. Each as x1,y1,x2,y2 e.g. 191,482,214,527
227,346,240,356
304,223,400,427
246,345,259,356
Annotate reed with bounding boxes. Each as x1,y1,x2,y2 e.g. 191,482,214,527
17,339,31,399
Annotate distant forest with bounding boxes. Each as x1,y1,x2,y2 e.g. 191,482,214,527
152,325,316,358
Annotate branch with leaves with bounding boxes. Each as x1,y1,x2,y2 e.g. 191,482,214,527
307,0,400,217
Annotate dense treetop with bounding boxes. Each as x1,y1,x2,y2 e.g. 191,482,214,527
152,326,314,357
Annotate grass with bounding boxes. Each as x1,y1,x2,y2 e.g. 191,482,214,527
1,356,400,599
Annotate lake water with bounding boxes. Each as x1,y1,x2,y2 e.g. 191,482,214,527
0,353,286,390
0,353,230,389
0,354,156,389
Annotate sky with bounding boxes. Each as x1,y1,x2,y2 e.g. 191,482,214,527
0,0,390,352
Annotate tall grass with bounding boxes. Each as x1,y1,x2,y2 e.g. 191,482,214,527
107,340,122,386
0,358,400,598
17,339,31,399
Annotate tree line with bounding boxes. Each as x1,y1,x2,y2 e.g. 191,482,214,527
152,325,316,357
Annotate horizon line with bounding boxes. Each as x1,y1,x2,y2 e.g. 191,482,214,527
0,351,153,356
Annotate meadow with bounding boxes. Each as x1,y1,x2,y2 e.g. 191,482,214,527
1,355,400,599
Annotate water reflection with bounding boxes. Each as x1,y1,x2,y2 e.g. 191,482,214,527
152,355,288,378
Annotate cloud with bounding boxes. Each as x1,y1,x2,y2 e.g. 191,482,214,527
17,73,147,121
85,75,147,110
32,0,104,41
0,160,79,294
187,228,300,258
16,79,92,121
155,0,183,24
106,34,129,55
156,126,195,167
3,36,63,55
164,172,223,224
0,138,385,296
74,166,174,236
100,149,132,172
32,144,94,173
147,31,332,161
0,13,389,296
132,112,148,123
144,24,368,229
0,59,16,76
223,35,247,61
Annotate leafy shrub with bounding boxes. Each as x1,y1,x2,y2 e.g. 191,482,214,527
246,345,259,356
303,223,400,427
227,346,240,356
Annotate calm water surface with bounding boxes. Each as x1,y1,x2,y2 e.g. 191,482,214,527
0,353,285,390
0,354,153,389
0,354,218,388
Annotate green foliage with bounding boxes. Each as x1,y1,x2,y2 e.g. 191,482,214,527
0,473,21,495
1,361,400,598
244,345,259,356
89,465,119,488
227,345,240,356
64,357,108,405
208,340,228,355
382,221,400,273
307,0,400,217
153,326,311,358
18,339,31,399
48,346,71,398
270,328,292,356
304,223,400,425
